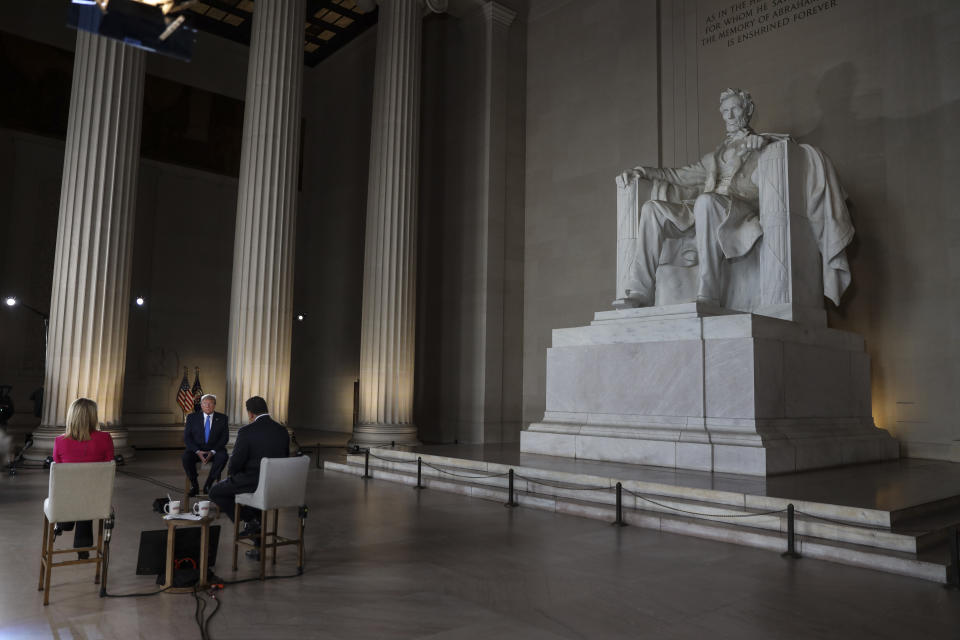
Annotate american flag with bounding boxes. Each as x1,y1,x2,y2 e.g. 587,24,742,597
191,367,203,413
176,368,194,415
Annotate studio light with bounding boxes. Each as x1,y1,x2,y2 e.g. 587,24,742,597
135,296,145,306
5,296,51,366
297,313,305,321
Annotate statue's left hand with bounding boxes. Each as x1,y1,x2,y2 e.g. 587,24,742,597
744,134,766,151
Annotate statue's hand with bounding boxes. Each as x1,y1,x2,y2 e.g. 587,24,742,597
743,134,766,151
618,167,646,184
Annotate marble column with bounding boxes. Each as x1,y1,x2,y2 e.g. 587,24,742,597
475,2,517,443
225,0,304,438
352,0,443,447
28,31,145,461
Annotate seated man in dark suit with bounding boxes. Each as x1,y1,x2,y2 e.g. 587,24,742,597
182,393,229,496
208,395,289,557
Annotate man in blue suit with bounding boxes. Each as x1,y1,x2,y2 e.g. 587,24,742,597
182,393,229,496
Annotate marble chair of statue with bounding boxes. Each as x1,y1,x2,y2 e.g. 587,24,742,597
614,139,853,327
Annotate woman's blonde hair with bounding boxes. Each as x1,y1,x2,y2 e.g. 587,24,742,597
65,398,99,441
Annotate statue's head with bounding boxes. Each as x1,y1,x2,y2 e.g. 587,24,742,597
718,88,754,132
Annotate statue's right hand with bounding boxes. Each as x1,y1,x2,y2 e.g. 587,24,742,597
618,167,645,184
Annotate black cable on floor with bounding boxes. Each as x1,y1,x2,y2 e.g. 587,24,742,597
203,591,222,640
193,585,207,639
117,468,182,493
102,586,175,598
221,570,304,585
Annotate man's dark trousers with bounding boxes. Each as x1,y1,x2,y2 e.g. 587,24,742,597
182,410,229,491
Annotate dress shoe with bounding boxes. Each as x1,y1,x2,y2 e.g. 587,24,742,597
53,525,63,537
202,482,213,495
239,520,261,538
188,485,199,497
77,551,89,560
245,549,261,561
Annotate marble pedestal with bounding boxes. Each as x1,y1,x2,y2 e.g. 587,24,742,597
520,303,899,476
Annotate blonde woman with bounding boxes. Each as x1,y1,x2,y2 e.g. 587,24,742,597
52,398,115,558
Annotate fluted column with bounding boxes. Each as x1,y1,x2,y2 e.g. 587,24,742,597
476,2,516,442
352,0,441,447
225,0,304,438
28,31,145,461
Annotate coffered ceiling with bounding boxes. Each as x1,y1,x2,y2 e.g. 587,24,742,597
185,0,377,67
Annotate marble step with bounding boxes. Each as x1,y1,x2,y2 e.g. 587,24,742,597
337,450,925,554
324,453,950,584
892,507,960,552
890,494,960,526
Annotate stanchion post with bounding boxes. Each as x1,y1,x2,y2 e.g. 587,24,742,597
612,482,627,527
781,503,801,559
504,468,518,508
948,526,960,589
414,456,425,490
362,448,371,479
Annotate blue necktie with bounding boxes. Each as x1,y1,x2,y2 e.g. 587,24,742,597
204,414,211,443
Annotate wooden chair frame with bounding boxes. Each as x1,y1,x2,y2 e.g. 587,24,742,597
38,514,109,606
231,504,305,579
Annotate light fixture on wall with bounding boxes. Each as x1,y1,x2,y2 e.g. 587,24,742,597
4,296,16,307
134,295,145,307
296,313,305,322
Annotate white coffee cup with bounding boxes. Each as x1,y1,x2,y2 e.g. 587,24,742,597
193,500,211,517
164,500,181,515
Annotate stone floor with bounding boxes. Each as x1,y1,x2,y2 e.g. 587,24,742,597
2,450,959,639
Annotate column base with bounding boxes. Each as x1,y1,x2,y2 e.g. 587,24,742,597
25,424,135,461
349,423,420,448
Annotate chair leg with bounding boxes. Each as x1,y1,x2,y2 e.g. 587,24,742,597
232,503,240,571
43,521,55,606
94,519,103,584
259,510,266,580
271,509,278,566
298,511,304,574
101,534,110,596
38,515,49,591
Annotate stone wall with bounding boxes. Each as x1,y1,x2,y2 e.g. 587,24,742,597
522,0,661,427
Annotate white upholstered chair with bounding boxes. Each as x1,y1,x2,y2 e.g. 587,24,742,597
38,461,116,605
232,455,310,579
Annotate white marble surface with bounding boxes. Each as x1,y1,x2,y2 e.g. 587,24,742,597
526,308,898,475
593,301,735,323
614,89,853,329
546,341,704,417
554,317,704,346
28,30,145,462
704,338,757,419
354,0,427,446
576,435,678,467
225,0,304,427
